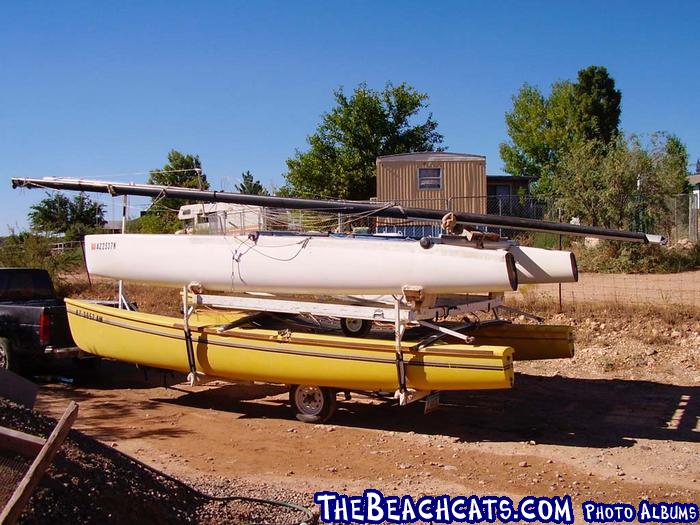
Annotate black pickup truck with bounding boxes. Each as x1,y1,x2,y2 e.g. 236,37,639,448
0,268,79,371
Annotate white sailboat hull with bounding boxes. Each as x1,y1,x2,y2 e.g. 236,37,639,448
85,233,519,295
509,246,578,284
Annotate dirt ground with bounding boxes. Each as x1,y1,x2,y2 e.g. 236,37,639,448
29,290,700,520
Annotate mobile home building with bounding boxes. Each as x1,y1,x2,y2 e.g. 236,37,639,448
376,152,486,213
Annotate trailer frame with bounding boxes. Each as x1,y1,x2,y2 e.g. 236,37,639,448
180,287,506,412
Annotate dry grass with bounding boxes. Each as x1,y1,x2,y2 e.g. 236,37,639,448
506,292,700,326
60,275,182,316
573,240,700,274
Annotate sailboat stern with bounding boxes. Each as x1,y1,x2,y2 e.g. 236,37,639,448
508,245,579,285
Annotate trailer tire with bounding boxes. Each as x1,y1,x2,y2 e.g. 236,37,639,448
0,337,13,371
290,385,337,423
340,318,372,338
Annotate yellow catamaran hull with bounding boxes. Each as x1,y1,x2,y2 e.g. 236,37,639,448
65,299,516,391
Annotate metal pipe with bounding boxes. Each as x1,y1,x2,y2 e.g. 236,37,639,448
118,194,127,309
11,177,665,244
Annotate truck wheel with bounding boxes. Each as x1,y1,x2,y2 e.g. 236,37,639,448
289,385,337,423
340,318,372,338
0,337,12,371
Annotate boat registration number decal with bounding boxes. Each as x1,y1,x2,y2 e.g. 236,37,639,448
90,241,117,251
74,309,104,322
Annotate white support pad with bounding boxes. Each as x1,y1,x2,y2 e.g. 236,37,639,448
394,388,432,406
194,293,503,324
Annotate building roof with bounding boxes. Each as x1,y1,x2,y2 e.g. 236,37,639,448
102,220,123,230
487,175,538,182
376,151,485,163
688,174,700,186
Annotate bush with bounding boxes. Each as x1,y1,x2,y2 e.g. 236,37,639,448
573,240,699,273
128,212,181,234
553,135,687,236
515,231,571,250
0,232,83,283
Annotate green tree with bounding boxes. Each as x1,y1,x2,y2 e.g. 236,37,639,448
500,66,622,193
28,193,71,233
147,150,208,212
573,65,622,143
28,192,105,240
554,138,638,230
554,133,690,233
654,133,691,195
142,150,207,232
499,83,560,181
235,170,269,195
128,213,182,234
283,82,444,200
556,133,698,273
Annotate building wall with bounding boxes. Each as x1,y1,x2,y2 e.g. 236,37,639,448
487,179,532,196
376,158,486,213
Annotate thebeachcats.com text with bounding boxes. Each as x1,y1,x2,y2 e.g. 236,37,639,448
314,490,699,524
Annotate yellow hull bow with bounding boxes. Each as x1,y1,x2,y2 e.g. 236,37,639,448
65,299,514,392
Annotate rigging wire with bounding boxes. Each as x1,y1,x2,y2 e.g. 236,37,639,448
19,178,413,237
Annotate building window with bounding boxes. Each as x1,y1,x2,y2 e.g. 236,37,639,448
417,167,442,189
487,184,511,197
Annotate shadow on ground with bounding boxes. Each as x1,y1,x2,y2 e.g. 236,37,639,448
36,360,191,441
162,372,699,449
36,360,699,449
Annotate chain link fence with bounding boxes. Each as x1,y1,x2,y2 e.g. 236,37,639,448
3,193,697,309
668,193,699,243
446,194,698,244
185,193,698,244
373,194,699,308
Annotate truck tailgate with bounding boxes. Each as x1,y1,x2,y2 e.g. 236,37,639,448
43,304,75,348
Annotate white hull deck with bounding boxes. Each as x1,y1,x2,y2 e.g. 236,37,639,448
84,232,577,296
85,233,520,295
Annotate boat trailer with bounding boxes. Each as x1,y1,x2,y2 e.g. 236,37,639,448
173,284,560,422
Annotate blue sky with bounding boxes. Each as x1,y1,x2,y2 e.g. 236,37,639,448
1,1,698,232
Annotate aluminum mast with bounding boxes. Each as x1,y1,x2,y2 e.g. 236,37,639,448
11,177,665,244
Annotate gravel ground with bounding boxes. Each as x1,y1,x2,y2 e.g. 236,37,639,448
0,398,316,524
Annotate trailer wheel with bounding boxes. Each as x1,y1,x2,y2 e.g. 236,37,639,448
340,318,372,338
290,385,337,423
0,337,12,371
